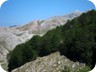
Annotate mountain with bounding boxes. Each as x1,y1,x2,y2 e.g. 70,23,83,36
0,11,82,61
8,10,96,72
12,52,89,72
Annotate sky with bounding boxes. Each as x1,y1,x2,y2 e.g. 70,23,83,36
0,0,95,26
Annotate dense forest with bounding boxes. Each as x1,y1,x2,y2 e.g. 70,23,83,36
8,10,96,72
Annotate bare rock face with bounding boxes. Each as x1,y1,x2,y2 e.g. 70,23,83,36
0,11,82,62
0,27,34,61
12,52,86,72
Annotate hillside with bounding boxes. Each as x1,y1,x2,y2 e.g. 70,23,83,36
0,11,81,62
8,9,96,72
12,52,90,72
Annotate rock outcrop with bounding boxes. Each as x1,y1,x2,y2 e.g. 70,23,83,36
12,52,86,72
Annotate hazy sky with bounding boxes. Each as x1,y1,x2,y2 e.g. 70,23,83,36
0,0,95,26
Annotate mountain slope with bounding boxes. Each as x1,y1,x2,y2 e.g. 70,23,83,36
12,52,89,72
0,11,81,61
8,9,96,72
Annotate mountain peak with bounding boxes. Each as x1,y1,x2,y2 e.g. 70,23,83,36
74,10,82,13
12,52,86,72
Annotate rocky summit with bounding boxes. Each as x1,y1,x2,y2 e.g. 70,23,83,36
12,52,87,72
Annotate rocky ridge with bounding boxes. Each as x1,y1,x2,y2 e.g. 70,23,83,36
0,11,81,62
12,52,87,72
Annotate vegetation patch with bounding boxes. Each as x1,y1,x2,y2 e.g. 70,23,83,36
8,10,96,72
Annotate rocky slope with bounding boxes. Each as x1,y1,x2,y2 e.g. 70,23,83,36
12,52,87,72
0,11,81,62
